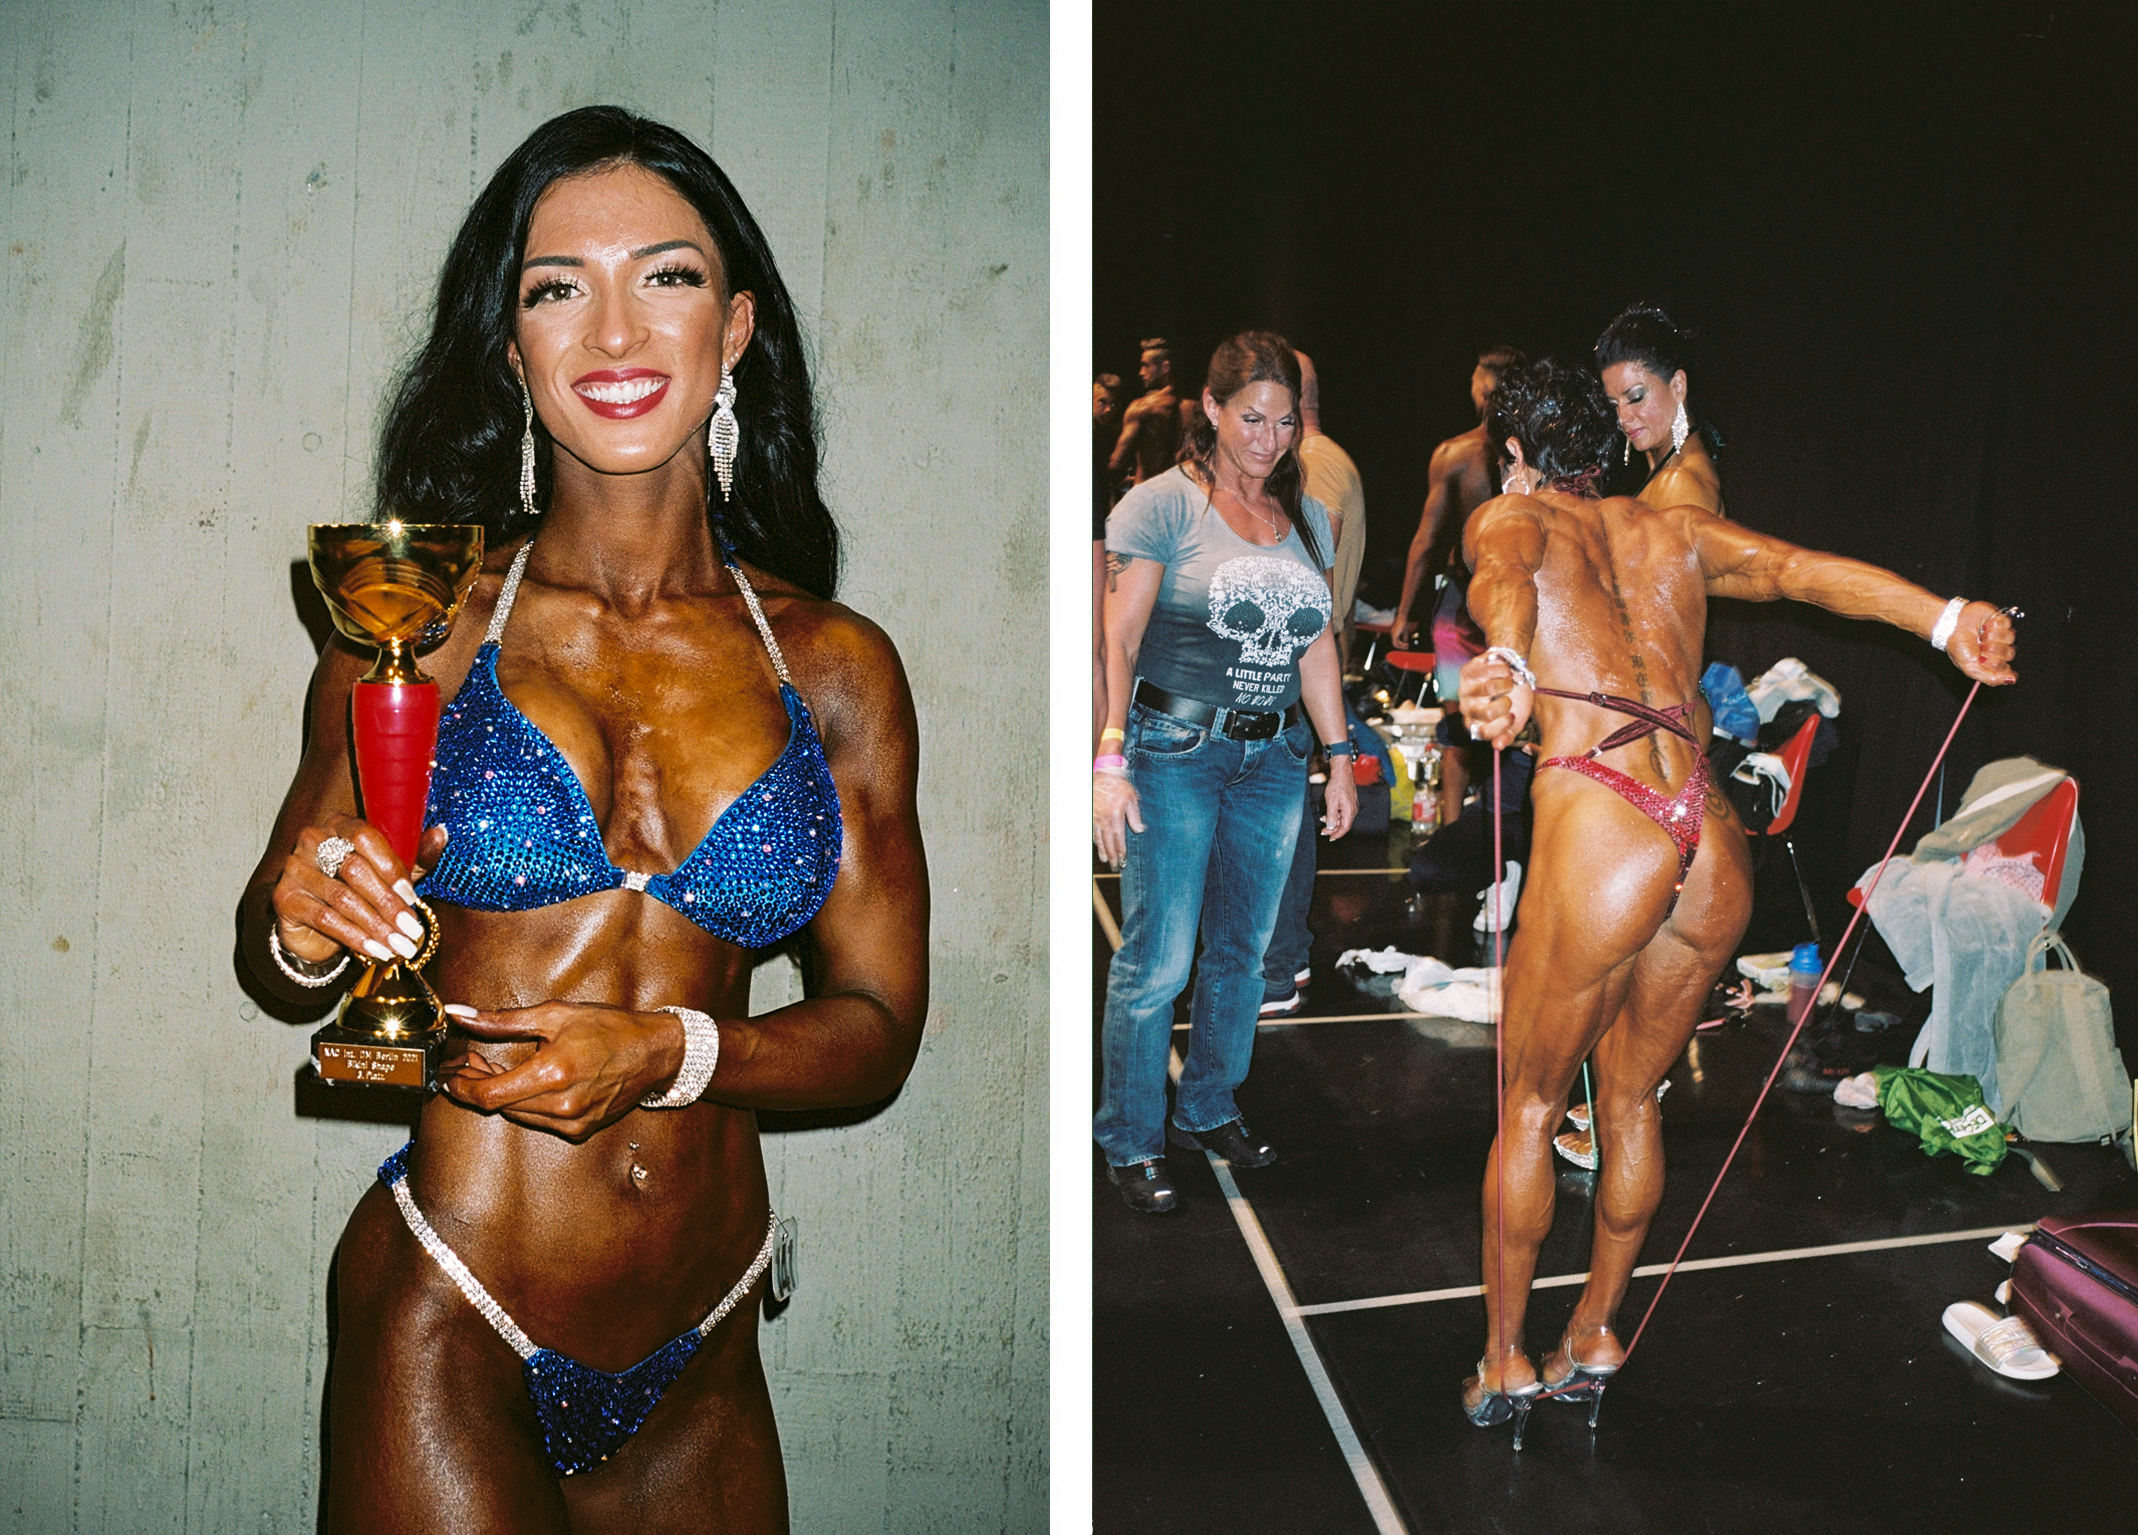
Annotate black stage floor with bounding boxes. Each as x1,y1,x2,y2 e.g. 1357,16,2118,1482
1091,829,2138,1533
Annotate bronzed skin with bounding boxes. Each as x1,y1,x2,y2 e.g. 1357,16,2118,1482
1107,348,1182,487
1601,360,1726,517
1391,365,1502,652
239,166,927,1531
1453,451,2013,1406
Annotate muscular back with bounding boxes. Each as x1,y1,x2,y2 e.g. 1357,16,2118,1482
1467,491,1711,785
1110,387,1182,484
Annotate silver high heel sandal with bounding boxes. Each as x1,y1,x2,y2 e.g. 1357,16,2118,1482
1539,1333,1621,1431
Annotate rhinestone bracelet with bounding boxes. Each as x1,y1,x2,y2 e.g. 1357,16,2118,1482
1484,645,1538,690
640,1005,720,1108
268,925,350,988
1929,596,1968,653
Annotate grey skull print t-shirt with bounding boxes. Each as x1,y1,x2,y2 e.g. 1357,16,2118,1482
1108,466,1334,713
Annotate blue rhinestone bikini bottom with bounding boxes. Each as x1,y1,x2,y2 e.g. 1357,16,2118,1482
379,1144,776,1477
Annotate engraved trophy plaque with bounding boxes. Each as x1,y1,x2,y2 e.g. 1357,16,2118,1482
306,520,484,1089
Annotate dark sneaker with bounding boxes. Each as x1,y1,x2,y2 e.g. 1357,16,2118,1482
1259,989,1304,1017
1105,1156,1179,1214
1167,1117,1277,1169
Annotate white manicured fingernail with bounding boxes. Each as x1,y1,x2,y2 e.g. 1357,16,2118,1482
443,1003,478,1019
388,931,418,960
396,911,424,941
363,939,394,962
394,879,418,903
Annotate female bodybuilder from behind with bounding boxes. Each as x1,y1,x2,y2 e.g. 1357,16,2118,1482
1453,358,2012,1431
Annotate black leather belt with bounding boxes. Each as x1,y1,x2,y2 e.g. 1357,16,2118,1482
1134,679,1302,741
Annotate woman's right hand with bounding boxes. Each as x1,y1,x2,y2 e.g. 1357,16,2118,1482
1093,768,1144,868
270,817,447,967
1458,652,1532,752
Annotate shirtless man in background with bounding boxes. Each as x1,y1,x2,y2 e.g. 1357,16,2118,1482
1108,337,1184,488
1451,357,2015,1431
1391,346,1525,822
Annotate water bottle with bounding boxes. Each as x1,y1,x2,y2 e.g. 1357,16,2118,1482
1787,942,1822,1026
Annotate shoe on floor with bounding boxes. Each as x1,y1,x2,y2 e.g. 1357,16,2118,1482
1294,965,1312,986
1554,1129,1597,1170
1942,1300,2058,1379
1168,1117,1278,1168
1259,988,1304,1017
1105,1156,1179,1214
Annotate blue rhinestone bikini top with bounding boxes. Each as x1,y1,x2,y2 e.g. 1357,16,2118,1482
416,542,842,949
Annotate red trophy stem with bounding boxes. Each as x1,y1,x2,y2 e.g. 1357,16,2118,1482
352,680,442,871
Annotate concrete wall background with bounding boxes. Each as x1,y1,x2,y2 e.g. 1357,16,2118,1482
0,2,1047,1529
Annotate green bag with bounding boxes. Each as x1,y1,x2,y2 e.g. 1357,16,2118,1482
1872,1066,2008,1175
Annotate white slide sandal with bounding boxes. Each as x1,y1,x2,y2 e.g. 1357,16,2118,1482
1942,1300,2059,1380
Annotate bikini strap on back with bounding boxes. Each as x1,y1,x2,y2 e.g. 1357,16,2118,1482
484,540,536,645
1534,685,1699,756
724,560,795,686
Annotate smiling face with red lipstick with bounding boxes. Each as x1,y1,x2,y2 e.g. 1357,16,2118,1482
508,161,755,497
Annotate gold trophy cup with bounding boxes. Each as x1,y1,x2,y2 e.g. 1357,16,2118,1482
306,520,485,1089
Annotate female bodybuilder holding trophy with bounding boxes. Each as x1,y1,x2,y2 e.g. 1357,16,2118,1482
238,107,928,1531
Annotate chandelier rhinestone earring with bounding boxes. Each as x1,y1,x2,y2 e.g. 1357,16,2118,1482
709,363,739,501
1623,433,1631,467
1671,399,1690,455
518,380,539,522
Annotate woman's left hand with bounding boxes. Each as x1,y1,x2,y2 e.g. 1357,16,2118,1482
439,1001,685,1140
1320,756,1357,840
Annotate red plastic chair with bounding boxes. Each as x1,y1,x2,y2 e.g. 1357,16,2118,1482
1994,776,2080,910
1380,649,1439,708
1848,773,2079,911
1751,714,1824,942
1763,714,1822,838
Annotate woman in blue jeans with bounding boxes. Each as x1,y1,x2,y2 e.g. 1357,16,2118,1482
1092,332,1357,1214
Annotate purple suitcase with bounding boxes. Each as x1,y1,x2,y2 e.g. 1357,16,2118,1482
2010,1213,2138,1437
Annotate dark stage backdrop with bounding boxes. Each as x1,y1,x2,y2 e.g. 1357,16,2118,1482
1095,4,2138,1059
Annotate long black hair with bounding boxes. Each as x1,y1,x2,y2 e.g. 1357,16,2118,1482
1179,330,1323,567
375,106,838,598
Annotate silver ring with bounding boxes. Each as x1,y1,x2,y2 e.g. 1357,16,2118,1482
314,836,355,880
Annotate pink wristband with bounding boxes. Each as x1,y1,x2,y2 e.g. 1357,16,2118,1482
1094,754,1127,771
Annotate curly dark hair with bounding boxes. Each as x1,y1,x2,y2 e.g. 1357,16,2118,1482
1485,357,1617,485
1180,330,1323,567
374,106,837,597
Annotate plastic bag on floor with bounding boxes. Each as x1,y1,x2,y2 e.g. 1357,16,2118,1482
1872,1065,2008,1175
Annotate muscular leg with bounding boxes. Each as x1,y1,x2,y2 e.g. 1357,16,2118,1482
1469,776,1681,1400
327,1184,570,1534
329,1183,788,1534
1549,796,1752,1379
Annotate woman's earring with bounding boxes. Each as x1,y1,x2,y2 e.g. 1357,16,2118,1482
1623,434,1631,467
1671,400,1690,454
519,381,538,521
708,364,739,501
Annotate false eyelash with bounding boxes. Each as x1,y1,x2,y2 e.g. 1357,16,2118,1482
522,279,578,309
646,262,708,288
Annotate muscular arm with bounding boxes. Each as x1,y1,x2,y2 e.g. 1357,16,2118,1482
1455,495,1548,749
237,612,482,1007
1393,440,1463,646
1684,507,2016,684
711,614,929,1109
1107,401,1150,479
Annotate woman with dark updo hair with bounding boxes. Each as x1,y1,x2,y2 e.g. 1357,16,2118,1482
238,106,927,1529
1596,304,1727,517
1092,330,1356,1214
1449,358,2013,1436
